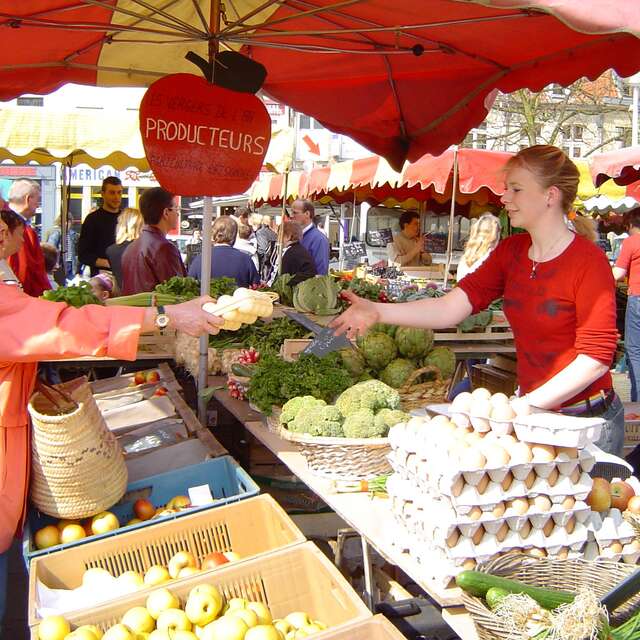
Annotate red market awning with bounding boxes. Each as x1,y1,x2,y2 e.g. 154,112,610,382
589,147,640,188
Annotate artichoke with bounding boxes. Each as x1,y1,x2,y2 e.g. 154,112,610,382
339,347,367,378
379,358,416,389
361,332,398,371
395,327,434,359
293,276,341,315
423,346,456,379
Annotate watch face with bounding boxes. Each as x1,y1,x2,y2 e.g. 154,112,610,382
157,314,170,328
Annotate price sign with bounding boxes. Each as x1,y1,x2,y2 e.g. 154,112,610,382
424,233,447,254
367,228,393,246
342,241,367,260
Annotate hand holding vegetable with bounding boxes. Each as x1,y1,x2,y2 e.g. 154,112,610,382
142,296,224,337
330,290,380,339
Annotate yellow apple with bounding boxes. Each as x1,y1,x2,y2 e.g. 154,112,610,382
177,567,201,579
166,495,191,510
226,598,249,611
144,565,171,586
102,625,136,640
121,606,155,634
285,613,311,629
222,552,241,562
82,567,113,589
226,608,258,628
146,588,181,620
168,551,198,579
91,511,120,535
168,633,198,640
65,629,100,640
157,608,192,633
37,614,70,640
247,602,272,625
188,584,223,601
245,626,283,640
185,586,224,626
201,616,248,640
56,519,80,531
273,620,292,636
116,570,144,591
35,525,61,550
75,626,104,640
60,523,86,544
149,632,171,640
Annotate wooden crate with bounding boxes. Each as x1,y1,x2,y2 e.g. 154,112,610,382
28,495,305,627
314,615,406,639
434,312,513,342
32,542,371,637
624,402,640,456
136,328,177,355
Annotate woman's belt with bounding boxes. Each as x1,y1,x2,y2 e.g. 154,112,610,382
560,389,616,417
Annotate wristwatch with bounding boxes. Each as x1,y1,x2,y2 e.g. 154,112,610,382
155,305,170,330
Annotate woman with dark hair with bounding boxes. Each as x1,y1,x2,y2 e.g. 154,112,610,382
188,216,259,288
280,220,317,286
0,210,25,287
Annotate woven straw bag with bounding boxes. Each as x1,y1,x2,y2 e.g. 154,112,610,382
28,377,128,519
462,553,640,640
398,365,451,411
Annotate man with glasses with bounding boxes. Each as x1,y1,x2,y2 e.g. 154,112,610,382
121,187,186,295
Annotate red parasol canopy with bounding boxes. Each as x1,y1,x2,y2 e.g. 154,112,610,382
0,2,639,169
589,146,640,188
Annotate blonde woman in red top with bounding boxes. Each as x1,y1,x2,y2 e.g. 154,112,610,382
333,146,622,456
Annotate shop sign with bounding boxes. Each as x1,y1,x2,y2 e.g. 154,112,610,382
68,165,159,187
140,74,271,196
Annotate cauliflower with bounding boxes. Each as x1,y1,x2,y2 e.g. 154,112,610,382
342,408,385,438
289,404,344,437
280,396,326,425
379,358,416,389
423,346,456,380
395,327,434,359
335,379,400,417
360,332,398,371
374,408,410,436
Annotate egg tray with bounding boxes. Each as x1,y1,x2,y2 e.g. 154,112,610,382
587,509,637,547
582,540,640,565
450,411,514,435
513,412,605,449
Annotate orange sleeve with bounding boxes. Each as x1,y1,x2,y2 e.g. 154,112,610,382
0,283,145,362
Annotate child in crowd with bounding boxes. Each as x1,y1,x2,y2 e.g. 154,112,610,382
40,242,59,290
89,272,114,302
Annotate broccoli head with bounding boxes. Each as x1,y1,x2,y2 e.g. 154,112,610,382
280,396,326,425
289,404,344,437
374,408,410,436
335,379,400,417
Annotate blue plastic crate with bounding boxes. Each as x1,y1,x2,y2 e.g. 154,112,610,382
23,455,259,567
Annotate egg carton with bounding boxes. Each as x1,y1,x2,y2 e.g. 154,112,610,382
451,410,517,436
582,539,640,565
586,508,638,546
513,412,604,448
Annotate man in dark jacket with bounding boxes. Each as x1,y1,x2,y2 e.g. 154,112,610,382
281,220,317,286
121,188,186,295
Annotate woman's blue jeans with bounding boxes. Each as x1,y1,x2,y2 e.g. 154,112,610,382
625,295,640,402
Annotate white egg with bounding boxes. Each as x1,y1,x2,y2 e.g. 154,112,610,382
510,396,531,416
507,441,533,464
484,444,510,467
430,415,452,428
471,387,492,402
490,404,516,421
451,392,472,412
533,495,552,512
531,443,556,462
470,399,492,419
490,392,510,407
460,448,487,470
407,416,426,429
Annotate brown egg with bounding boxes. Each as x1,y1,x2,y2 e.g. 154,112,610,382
524,470,536,489
565,516,576,534
468,506,483,521
556,446,578,460
520,521,533,538
531,443,556,462
533,496,552,512
495,522,509,542
627,540,640,552
547,468,560,487
509,497,529,515
561,496,576,511
569,468,581,483
492,502,506,518
542,519,555,537
507,441,533,464
484,444,511,467
527,547,547,558
462,558,477,570
451,475,465,497
460,448,487,470
476,475,490,494
471,526,485,545
501,472,514,491
556,547,569,559
610,541,624,554
446,529,460,548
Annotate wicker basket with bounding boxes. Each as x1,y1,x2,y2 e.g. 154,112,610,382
463,554,640,640
398,365,451,411
280,426,390,480
28,377,128,519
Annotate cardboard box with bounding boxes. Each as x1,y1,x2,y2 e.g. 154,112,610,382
29,495,306,627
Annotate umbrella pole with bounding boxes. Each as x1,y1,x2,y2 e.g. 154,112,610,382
276,170,289,274
198,0,222,424
444,146,459,288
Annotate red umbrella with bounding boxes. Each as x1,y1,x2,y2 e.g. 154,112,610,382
0,1,639,169
589,147,640,187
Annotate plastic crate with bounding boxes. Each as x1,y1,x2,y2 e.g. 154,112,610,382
24,455,259,566
28,494,305,627
32,543,371,637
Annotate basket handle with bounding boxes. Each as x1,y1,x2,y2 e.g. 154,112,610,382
399,365,441,391
35,379,79,412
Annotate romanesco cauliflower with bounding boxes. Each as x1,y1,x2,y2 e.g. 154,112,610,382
342,408,386,438
374,408,410,436
280,395,325,425
335,379,400,417
289,404,344,437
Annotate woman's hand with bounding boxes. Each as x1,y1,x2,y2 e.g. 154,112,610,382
166,296,225,337
330,290,380,339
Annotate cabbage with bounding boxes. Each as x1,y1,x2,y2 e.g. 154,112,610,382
379,358,416,388
293,276,342,315
361,332,398,371
395,327,434,359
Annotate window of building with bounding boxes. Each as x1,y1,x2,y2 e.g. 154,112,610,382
299,114,311,129
573,125,583,141
563,146,571,156
17,96,44,107
475,133,487,149
616,126,631,145
550,83,566,98
313,119,325,130
573,146,582,158
622,84,634,99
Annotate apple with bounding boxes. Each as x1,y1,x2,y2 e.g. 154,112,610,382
91,511,120,535
122,606,155,634
185,587,224,626
103,625,136,640
201,552,229,570
146,588,181,620
227,608,258,628
301,624,324,634
285,613,311,630
126,518,143,526
144,565,171,586
82,567,113,589
223,552,241,563
37,615,71,640
117,570,144,591
154,386,169,397
311,621,326,630
157,608,192,633
627,495,640,515
611,481,636,511
66,629,100,640
146,370,161,384
60,523,86,544
178,567,201,579
201,616,248,640
273,620,292,636
245,626,282,640
247,602,272,625
166,496,192,510
134,372,147,385
226,598,249,611
149,632,171,640
75,626,104,640
154,509,178,519
168,551,198,579
587,477,612,512
134,498,157,521
35,525,61,550
56,519,80,531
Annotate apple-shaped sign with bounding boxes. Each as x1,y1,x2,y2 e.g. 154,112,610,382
140,73,271,196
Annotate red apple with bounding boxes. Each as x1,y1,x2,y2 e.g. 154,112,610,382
133,372,146,385
587,477,612,513
153,386,168,397
201,552,229,570
627,495,640,515
133,498,156,521
611,481,635,511
146,370,160,384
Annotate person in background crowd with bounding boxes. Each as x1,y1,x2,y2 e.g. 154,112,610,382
188,229,202,245
7,179,50,297
235,223,259,270
0,209,24,287
77,176,123,276
106,207,144,293
188,216,259,288
334,145,622,457
280,220,317,286
40,243,59,291
0,213,225,630
456,213,501,281
44,215,62,252
90,272,114,302
613,208,640,402
256,214,278,281
235,206,253,234
121,188,186,295
571,213,598,244
291,199,329,275
387,211,432,268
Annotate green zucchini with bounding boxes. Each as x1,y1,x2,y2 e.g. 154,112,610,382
456,571,574,610
231,363,257,378
485,587,510,611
